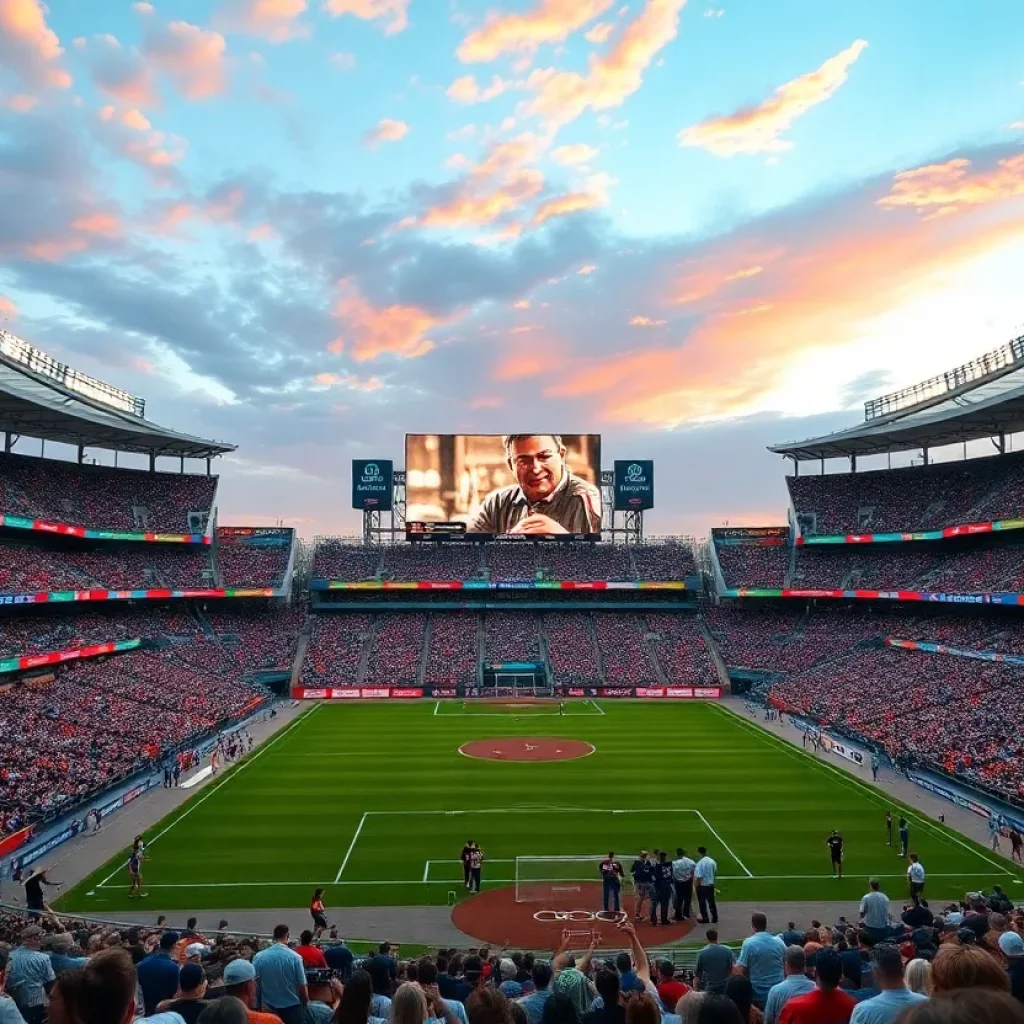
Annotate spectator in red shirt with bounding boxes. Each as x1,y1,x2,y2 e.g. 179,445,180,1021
295,931,327,969
656,961,690,1011
779,948,855,1024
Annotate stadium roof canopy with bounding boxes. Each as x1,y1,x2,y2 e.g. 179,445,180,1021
770,333,1024,462
0,334,235,460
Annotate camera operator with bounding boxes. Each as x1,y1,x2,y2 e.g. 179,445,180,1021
304,969,344,1024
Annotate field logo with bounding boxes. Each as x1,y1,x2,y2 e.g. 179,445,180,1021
534,910,626,923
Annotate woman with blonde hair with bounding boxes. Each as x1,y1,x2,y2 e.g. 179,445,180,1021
391,982,458,1024
904,958,933,995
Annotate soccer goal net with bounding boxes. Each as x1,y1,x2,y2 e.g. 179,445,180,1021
514,855,609,903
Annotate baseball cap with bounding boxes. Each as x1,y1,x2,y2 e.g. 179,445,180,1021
999,932,1024,957
185,943,207,959
179,964,206,991
223,959,257,984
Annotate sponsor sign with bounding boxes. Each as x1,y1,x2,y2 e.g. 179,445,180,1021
330,688,360,699
361,687,390,698
613,460,654,511
391,688,424,698
313,579,687,591
121,782,151,805
568,688,586,697
19,825,76,868
713,526,789,541
352,459,394,511
600,688,634,698
0,826,32,859
0,513,207,544
666,687,694,697
433,688,457,697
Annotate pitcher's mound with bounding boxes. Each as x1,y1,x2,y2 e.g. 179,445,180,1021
452,883,696,947
459,738,595,762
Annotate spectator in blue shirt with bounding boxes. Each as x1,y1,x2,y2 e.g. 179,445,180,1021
0,948,27,1024
252,925,308,1024
850,945,926,1024
42,934,88,977
736,913,786,1010
763,947,815,1024
136,932,182,1017
518,963,553,1024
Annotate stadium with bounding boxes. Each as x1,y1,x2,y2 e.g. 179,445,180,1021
2,326,1024,1021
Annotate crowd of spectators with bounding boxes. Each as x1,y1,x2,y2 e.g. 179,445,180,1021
218,544,291,589
483,614,540,664
302,616,371,687
425,614,479,688
0,646,269,835
646,615,718,688
594,613,661,685
544,613,601,687
790,544,1024,593
309,540,698,583
715,544,789,589
364,615,426,687
0,891,1021,1024
0,454,217,533
788,451,1024,536
0,542,212,592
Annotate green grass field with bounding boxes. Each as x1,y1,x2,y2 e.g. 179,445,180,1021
59,701,1023,915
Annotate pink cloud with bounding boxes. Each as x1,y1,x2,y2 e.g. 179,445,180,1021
422,168,545,229
584,21,614,43
679,39,868,156
6,93,38,112
523,0,686,129
877,154,1024,216
322,0,409,36
144,21,228,100
70,212,122,238
0,296,17,318
0,0,72,90
95,106,187,178
217,0,310,43
87,34,159,107
331,282,444,361
577,264,597,274
551,143,599,166
446,74,511,104
313,370,384,390
362,118,409,147
458,0,614,63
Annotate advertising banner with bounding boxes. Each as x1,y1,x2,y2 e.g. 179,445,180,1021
799,517,1024,546
392,688,424,698
352,460,394,511
725,587,1019,604
0,589,280,606
613,460,654,511
312,579,686,591
0,826,32,859
0,638,141,676
0,513,208,544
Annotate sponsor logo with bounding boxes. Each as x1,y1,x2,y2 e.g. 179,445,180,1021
302,688,328,699
625,463,645,483
392,688,423,698
434,688,457,697
694,687,721,698
360,688,390,698
666,688,694,698
533,910,627,923
636,688,665,698
328,689,358,699
600,688,633,698
568,688,585,697
20,826,76,867
122,782,149,805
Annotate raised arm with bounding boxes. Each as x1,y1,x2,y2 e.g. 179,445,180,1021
616,920,650,986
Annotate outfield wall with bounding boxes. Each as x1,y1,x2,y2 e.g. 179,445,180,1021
290,686,722,699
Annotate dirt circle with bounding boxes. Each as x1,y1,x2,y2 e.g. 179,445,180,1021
452,882,696,948
459,738,595,762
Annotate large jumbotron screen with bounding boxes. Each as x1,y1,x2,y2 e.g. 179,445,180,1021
405,434,602,539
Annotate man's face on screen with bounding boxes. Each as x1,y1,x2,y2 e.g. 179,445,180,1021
509,436,565,503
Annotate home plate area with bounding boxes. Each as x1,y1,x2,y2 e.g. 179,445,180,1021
452,881,697,947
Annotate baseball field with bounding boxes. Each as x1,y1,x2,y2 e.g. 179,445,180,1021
59,700,1021,917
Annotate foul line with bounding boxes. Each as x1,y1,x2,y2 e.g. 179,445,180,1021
94,703,323,891
695,811,753,878
335,812,368,883
710,704,1015,877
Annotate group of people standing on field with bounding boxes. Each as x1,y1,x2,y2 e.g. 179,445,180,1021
599,848,720,927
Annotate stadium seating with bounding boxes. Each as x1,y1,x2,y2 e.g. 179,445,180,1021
788,450,1024,535
646,613,718,687
483,611,541,662
594,612,661,684
715,542,789,588
544,611,602,686
0,645,269,835
425,612,479,687
312,540,382,580
0,453,217,533
382,544,484,581
217,542,291,588
0,540,213,592
364,613,426,686
630,541,697,579
303,614,370,686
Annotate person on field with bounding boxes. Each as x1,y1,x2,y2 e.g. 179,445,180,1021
629,852,654,923
599,853,624,914
694,848,718,925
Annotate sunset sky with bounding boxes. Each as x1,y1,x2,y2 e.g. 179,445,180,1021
1,0,1023,537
